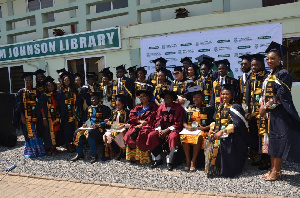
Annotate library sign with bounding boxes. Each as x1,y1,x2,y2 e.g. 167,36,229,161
0,27,121,63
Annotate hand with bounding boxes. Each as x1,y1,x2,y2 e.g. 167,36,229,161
135,124,143,128
159,129,170,139
178,97,186,105
208,130,215,136
139,120,147,126
82,123,87,128
91,124,99,129
104,119,110,124
116,125,125,130
259,105,267,118
214,130,224,140
197,126,206,131
185,126,196,131
43,119,48,128
124,124,130,129
21,114,26,124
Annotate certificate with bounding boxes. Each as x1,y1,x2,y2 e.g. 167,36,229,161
106,128,126,133
179,128,201,135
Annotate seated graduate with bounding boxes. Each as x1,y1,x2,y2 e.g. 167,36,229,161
204,84,248,177
123,90,158,164
153,68,171,106
13,72,46,158
38,76,62,156
180,86,214,171
147,90,185,171
71,92,111,163
103,94,130,160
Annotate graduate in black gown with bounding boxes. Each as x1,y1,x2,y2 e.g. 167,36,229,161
148,57,174,86
259,42,300,181
205,84,248,177
195,55,218,81
34,69,46,94
180,57,193,78
82,72,100,107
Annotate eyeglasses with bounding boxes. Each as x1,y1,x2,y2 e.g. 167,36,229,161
173,72,180,75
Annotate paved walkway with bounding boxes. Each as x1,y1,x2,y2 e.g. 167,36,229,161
0,172,282,198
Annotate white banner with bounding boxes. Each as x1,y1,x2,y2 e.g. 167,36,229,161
140,23,282,78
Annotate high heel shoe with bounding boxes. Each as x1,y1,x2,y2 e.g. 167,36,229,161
262,170,271,179
264,170,283,181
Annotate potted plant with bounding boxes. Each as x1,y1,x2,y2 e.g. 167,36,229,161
53,28,65,36
175,8,190,19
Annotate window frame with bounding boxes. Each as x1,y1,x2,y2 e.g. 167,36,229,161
0,64,24,94
65,54,106,85
26,0,55,26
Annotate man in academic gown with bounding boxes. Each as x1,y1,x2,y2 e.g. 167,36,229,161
147,57,174,87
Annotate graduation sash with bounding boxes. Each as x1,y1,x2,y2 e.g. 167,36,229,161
23,88,38,138
63,88,76,123
154,82,169,101
197,76,212,105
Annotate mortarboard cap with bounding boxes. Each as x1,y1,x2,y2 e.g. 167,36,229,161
43,76,55,84
195,54,214,62
60,71,73,81
215,59,230,70
56,68,66,74
115,94,127,106
99,68,110,74
136,66,147,74
180,57,192,64
159,90,177,100
127,66,137,74
115,64,127,74
86,72,98,80
251,53,266,63
152,57,168,65
21,72,35,79
220,83,235,92
239,54,252,62
187,85,202,95
136,89,153,98
34,69,46,76
74,73,82,78
91,92,100,98
157,68,167,75
189,63,199,72
265,41,288,58
174,66,183,72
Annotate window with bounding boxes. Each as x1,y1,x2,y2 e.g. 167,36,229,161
0,65,24,94
27,0,54,26
66,55,105,85
96,0,128,13
283,37,300,82
262,0,296,7
0,6,2,18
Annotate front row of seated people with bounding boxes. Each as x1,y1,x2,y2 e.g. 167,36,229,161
69,83,249,177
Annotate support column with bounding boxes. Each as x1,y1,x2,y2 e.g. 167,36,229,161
128,0,141,26
151,0,160,22
77,2,90,32
212,0,224,14
35,11,48,39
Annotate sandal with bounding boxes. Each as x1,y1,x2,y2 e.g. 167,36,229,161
264,171,282,181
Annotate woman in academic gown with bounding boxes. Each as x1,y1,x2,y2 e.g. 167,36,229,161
205,84,248,178
259,41,300,181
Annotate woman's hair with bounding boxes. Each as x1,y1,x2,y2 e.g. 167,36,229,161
44,81,57,93
60,75,75,91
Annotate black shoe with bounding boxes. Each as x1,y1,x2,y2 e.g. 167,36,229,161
167,163,173,171
70,154,84,162
90,155,98,164
150,160,163,169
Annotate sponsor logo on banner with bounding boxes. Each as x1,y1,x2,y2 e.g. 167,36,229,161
234,52,251,57
165,52,176,55
259,52,267,55
181,43,192,46
237,45,251,49
198,49,210,52
178,50,194,54
234,37,252,43
214,46,231,52
162,44,177,49
238,61,242,64
218,54,230,57
147,52,161,57
217,39,230,43
258,36,272,39
196,41,212,46
255,43,270,49
149,46,159,49
166,58,178,62
167,65,177,68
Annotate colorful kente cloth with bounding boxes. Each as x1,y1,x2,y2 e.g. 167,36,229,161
153,82,170,103
196,76,213,106
23,122,46,158
98,82,113,107
169,77,195,97
112,77,135,109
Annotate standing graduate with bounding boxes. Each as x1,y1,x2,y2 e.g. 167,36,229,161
196,56,215,107
13,72,46,158
245,54,270,169
209,59,239,107
112,65,135,110
98,68,113,108
205,84,248,177
127,66,137,81
259,42,300,181
153,68,171,106
71,92,111,163
169,66,195,106
124,90,158,164
103,94,130,160
181,57,193,78
187,63,199,82
34,69,46,94
73,73,85,129
195,55,218,81
239,54,252,108
38,76,61,156
82,72,100,107
56,68,66,91
134,67,154,105
147,90,184,171
148,57,173,87
181,86,215,171
57,71,77,152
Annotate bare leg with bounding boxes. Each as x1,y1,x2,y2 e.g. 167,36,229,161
265,156,282,180
263,155,273,178
191,136,203,169
182,142,191,168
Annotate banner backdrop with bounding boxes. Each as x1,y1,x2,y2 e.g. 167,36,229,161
140,23,282,78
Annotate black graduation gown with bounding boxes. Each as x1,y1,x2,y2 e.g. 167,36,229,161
112,76,135,109
266,67,300,163
215,104,248,177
